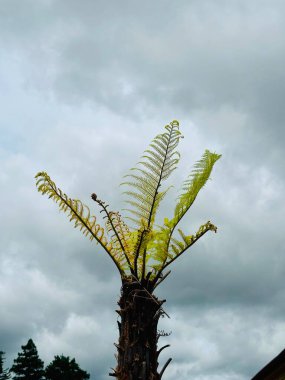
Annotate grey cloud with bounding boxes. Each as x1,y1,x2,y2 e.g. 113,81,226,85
1,1,285,379
2,0,284,171
155,304,285,379
2,1,285,116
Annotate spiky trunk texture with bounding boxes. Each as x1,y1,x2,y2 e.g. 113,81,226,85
110,277,171,380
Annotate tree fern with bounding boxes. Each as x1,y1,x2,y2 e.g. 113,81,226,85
35,121,221,283
35,120,222,380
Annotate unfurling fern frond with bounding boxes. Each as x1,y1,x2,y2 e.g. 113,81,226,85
122,120,183,229
35,172,126,275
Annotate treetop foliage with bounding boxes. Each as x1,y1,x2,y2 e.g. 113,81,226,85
45,355,90,380
10,339,44,380
36,120,221,286
0,351,11,380
5,340,90,380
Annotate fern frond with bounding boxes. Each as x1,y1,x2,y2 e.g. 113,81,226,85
105,211,136,266
121,120,183,279
149,150,221,282
104,213,132,271
35,172,126,274
158,221,217,271
123,192,154,207
134,228,149,276
155,150,221,264
144,225,171,270
122,120,183,229
174,150,221,225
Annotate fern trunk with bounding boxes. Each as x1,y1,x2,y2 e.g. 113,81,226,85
110,277,170,380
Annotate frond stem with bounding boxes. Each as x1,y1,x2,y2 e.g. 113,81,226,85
146,127,173,230
153,270,171,291
141,248,147,279
91,194,133,272
140,124,174,280
134,228,147,277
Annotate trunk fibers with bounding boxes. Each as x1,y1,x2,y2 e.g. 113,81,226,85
110,277,171,380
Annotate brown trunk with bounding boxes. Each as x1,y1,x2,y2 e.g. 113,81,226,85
110,277,171,380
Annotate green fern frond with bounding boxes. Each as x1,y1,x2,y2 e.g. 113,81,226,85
161,221,217,270
148,150,221,278
122,120,183,229
174,150,221,224
35,172,126,274
146,226,172,266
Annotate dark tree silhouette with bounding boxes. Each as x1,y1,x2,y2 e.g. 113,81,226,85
36,120,221,379
10,339,44,380
45,355,90,380
0,351,10,380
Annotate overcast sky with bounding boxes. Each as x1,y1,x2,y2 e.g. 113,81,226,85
1,1,285,379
